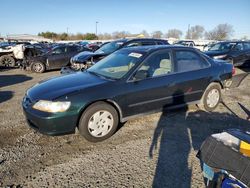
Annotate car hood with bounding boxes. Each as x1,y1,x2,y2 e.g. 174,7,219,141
27,71,108,101
72,51,106,63
204,51,227,57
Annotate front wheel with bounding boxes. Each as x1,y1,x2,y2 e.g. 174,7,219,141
197,83,222,112
78,102,119,142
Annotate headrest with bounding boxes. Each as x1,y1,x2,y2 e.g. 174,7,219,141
159,59,171,68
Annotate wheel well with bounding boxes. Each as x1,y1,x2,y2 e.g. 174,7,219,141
199,81,223,103
211,81,223,89
76,100,122,128
0,52,14,56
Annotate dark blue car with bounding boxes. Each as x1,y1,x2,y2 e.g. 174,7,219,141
22,45,234,142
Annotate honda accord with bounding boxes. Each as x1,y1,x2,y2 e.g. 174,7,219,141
22,45,234,142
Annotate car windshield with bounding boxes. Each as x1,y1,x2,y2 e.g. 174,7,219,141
88,50,145,79
95,41,124,54
208,42,236,52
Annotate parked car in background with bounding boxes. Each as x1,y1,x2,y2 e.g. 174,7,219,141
61,38,169,73
203,42,216,52
85,42,102,51
23,46,234,142
174,40,195,47
0,42,50,67
21,44,91,73
204,41,250,66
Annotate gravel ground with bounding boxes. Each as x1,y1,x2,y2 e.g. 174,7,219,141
0,67,250,188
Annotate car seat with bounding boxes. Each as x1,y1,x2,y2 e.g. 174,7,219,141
153,59,171,76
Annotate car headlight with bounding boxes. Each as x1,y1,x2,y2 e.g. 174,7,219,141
213,55,227,59
32,100,71,113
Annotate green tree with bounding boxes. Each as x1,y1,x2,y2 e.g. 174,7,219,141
38,31,57,39
59,33,68,40
83,33,98,40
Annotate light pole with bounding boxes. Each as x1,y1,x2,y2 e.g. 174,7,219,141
95,21,99,36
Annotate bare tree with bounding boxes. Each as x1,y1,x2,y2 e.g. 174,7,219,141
152,31,163,38
165,29,183,39
98,33,112,40
241,36,249,40
112,31,131,39
205,24,234,40
141,30,150,37
185,25,204,39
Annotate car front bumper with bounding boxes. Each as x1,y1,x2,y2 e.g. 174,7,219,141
22,101,78,136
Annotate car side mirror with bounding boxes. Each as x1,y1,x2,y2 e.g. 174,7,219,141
133,70,148,81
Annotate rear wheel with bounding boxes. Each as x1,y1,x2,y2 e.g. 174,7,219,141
32,62,45,73
0,55,15,67
78,102,119,142
197,83,222,112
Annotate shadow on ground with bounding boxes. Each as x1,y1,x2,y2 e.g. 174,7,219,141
150,104,250,188
237,64,250,73
0,66,17,72
0,74,32,88
0,91,14,104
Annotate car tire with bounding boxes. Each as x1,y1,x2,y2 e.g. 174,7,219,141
197,83,221,112
0,55,15,67
78,102,119,142
31,62,45,73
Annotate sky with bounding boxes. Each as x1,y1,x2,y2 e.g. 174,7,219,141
0,0,250,39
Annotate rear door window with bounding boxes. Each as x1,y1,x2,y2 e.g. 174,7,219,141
234,43,244,51
141,41,157,46
125,41,157,47
125,42,142,47
67,46,78,52
52,47,66,54
243,43,250,50
156,41,165,45
175,50,209,72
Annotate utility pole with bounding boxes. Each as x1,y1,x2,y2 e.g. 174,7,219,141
95,21,99,36
66,27,69,35
187,24,190,39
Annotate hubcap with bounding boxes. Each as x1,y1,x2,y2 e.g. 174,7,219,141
34,63,43,72
207,89,220,108
88,110,114,137
3,58,12,66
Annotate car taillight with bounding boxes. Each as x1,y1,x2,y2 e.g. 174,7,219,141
232,66,236,76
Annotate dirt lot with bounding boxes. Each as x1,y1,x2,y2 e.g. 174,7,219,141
0,67,250,188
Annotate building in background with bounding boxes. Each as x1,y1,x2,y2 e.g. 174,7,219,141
5,34,52,42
